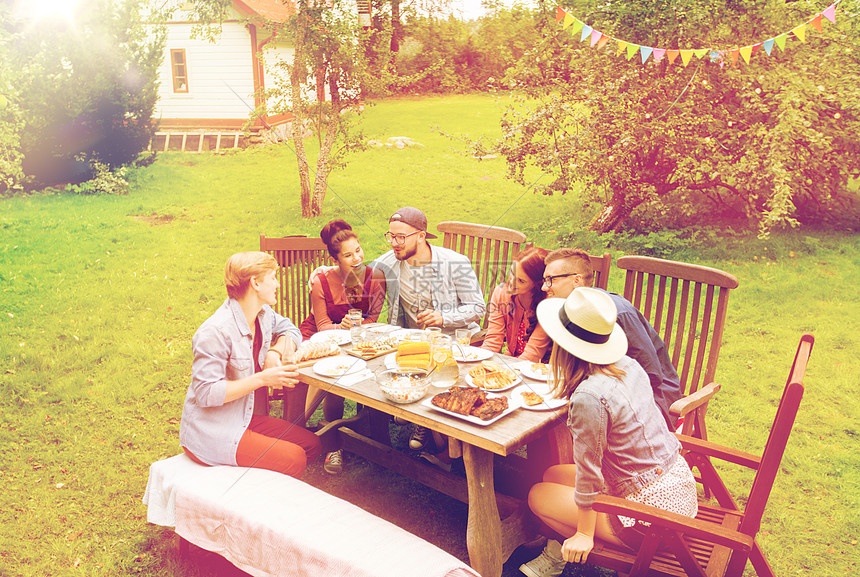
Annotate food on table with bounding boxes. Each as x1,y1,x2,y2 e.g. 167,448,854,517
321,362,356,376
395,341,431,369
530,363,550,376
377,369,431,404
349,335,398,358
295,341,340,363
520,391,544,406
468,360,517,390
430,386,509,421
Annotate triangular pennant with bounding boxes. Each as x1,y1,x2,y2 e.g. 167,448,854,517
680,49,694,66
652,48,666,63
581,25,593,42
728,49,739,66
740,45,752,64
555,6,565,24
569,18,584,35
823,3,837,24
616,40,628,56
809,14,823,32
763,38,775,55
792,24,806,43
590,29,603,47
667,49,680,64
751,42,762,56
640,46,653,64
775,33,788,51
694,48,708,59
596,34,609,50
626,43,640,60
562,14,575,29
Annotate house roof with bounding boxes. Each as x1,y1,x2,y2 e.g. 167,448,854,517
232,0,295,23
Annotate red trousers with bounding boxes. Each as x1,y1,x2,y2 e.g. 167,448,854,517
185,415,322,478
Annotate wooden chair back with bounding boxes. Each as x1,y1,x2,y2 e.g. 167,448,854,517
436,221,527,327
588,251,611,290
589,334,813,577
259,234,328,421
259,234,329,323
616,255,739,437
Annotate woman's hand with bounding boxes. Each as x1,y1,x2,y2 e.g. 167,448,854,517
259,364,300,390
561,532,594,564
339,316,354,330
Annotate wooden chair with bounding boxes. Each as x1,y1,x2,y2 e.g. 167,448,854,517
436,221,527,326
259,234,329,422
588,251,611,291
616,255,739,439
589,333,813,577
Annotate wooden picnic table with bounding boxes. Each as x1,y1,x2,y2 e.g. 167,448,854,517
296,338,571,577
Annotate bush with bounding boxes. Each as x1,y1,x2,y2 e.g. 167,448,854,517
63,158,129,196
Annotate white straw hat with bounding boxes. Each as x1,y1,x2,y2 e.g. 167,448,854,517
536,287,628,365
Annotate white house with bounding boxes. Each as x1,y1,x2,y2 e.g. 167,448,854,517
152,0,301,150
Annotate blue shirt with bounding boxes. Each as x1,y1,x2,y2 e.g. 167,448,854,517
179,298,301,466
605,290,682,429
568,356,682,510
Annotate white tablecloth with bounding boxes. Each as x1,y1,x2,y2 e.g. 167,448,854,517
143,454,480,577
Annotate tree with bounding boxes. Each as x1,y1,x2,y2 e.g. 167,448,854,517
0,4,25,194
490,0,860,235
7,0,164,189
267,0,390,217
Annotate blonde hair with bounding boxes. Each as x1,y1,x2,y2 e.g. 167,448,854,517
549,343,626,399
224,252,277,300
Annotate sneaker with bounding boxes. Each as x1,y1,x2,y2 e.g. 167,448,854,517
519,539,566,577
409,426,429,450
393,415,409,426
324,450,343,475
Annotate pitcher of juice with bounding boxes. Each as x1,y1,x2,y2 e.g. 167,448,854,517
428,334,459,387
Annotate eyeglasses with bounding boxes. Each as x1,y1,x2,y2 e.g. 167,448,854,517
384,231,420,245
542,273,579,287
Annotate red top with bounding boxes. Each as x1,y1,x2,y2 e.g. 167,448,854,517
300,266,385,339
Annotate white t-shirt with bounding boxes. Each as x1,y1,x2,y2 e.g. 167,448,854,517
398,260,432,329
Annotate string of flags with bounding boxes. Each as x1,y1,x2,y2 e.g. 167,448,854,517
554,2,841,67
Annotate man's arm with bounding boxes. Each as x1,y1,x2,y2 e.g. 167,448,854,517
439,259,486,328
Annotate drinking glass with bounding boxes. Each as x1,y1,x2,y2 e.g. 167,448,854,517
348,308,363,343
454,328,471,347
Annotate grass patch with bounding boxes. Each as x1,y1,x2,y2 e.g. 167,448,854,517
1,94,858,576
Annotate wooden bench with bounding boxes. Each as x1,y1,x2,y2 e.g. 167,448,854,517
143,454,480,577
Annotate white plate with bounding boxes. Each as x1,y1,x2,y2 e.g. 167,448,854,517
422,392,521,426
452,345,493,363
519,361,551,381
383,352,397,370
511,384,567,411
389,328,426,340
309,329,351,346
464,370,522,392
312,356,367,378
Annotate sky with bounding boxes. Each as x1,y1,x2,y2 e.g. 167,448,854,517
450,0,538,21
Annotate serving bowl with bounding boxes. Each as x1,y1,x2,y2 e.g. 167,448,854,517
376,367,432,404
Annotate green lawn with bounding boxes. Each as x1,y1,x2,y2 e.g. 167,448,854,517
1,94,857,576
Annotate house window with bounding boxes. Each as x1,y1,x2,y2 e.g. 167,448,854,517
170,49,189,93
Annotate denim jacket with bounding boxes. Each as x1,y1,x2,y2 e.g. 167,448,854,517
179,298,301,466
373,245,485,333
568,355,681,510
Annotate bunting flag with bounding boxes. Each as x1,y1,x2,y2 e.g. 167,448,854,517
553,2,840,68
581,25,593,42
641,46,654,64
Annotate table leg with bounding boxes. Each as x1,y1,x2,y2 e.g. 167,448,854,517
463,443,504,577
